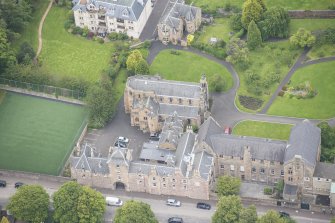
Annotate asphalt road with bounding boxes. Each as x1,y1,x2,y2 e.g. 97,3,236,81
0,175,332,223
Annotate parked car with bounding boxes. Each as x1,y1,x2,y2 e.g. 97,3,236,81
114,141,126,148
166,199,181,207
106,196,123,206
149,133,160,141
0,180,6,187
224,127,232,134
279,211,290,218
168,217,183,223
118,136,129,143
14,182,24,188
196,202,211,210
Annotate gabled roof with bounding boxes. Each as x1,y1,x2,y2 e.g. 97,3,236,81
175,132,196,176
196,117,223,148
285,120,321,166
107,146,129,166
313,162,335,180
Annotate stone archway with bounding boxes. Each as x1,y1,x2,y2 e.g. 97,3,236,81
114,182,126,190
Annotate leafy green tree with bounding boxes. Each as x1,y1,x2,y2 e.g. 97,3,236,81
114,200,158,223
290,28,316,48
317,122,335,162
209,74,225,92
212,195,242,223
0,25,16,74
17,42,35,64
240,205,258,223
126,50,143,72
0,216,10,223
275,179,284,197
7,185,49,223
258,7,290,40
242,0,263,29
226,38,249,65
247,20,262,50
135,58,150,74
77,186,106,223
255,0,266,11
216,175,241,196
230,13,243,31
257,210,285,223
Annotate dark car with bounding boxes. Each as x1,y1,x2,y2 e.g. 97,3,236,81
14,182,24,188
279,211,290,218
168,217,183,223
196,202,211,210
114,141,126,148
0,180,6,187
149,133,160,141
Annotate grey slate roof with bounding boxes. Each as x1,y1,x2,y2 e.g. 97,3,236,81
196,117,223,148
175,132,196,176
313,162,335,180
285,120,321,166
107,146,129,166
139,142,175,162
159,113,184,149
159,104,199,118
210,134,287,162
127,75,202,99
72,0,148,21
129,162,175,176
192,151,213,180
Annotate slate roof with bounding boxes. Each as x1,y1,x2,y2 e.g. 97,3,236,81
107,146,129,166
210,134,287,162
192,151,213,180
285,120,321,166
313,162,335,180
139,142,175,162
159,104,199,118
159,113,184,149
175,132,196,176
129,162,176,176
72,0,148,21
196,117,223,148
127,75,202,99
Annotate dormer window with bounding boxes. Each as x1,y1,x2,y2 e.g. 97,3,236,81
123,10,129,17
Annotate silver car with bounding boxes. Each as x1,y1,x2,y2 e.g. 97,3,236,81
166,199,181,207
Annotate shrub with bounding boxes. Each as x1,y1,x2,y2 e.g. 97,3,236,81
229,13,243,31
170,50,180,55
64,20,72,30
98,38,104,44
82,26,89,37
282,85,287,91
264,187,273,195
328,3,335,10
238,95,263,110
72,26,83,35
209,74,226,92
143,40,151,49
278,91,285,97
108,32,119,41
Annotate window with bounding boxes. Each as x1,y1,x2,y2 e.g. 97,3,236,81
169,97,173,103
240,157,244,160
326,179,330,182
179,98,182,104
160,97,163,102
252,158,255,161
91,27,95,30
172,184,176,188
219,154,223,158
288,177,293,182
260,168,265,174
153,177,155,180
184,185,187,189
220,164,224,169
153,183,156,187
288,168,293,175
280,162,284,165
231,156,234,159
144,117,147,120
281,170,284,176
271,169,275,175
230,165,235,171
172,178,176,183
129,26,134,30
240,166,245,172
138,180,142,184
162,177,165,182
318,177,321,181
189,99,192,105
260,160,264,164
116,165,120,168
304,177,310,181
252,167,256,173
163,184,166,187
183,179,187,183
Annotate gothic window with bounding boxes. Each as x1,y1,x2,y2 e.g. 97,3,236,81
219,154,223,158
260,168,265,174
144,117,147,120
288,167,293,175
288,177,293,182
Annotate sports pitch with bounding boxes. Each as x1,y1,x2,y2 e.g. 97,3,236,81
0,92,88,175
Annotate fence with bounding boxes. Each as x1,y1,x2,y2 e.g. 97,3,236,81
0,78,85,101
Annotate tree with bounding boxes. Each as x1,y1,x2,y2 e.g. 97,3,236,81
290,28,316,48
255,0,266,11
126,50,143,72
212,195,242,223
257,210,285,223
209,74,226,92
230,13,243,31
114,200,158,223
240,205,258,223
135,58,150,74
53,181,106,223
216,175,241,196
0,217,10,223
258,7,290,40
7,185,49,223
17,42,35,64
247,20,262,50
77,186,106,223
317,122,335,162
275,179,284,198
226,38,249,65
0,25,16,74
242,0,264,29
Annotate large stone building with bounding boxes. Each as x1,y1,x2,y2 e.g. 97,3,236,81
124,75,209,133
157,0,201,45
72,0,153,38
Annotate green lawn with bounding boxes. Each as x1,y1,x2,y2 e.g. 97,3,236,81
233,120,293,140
198,18,231,43
41,6,113,83
235,41,302,112
0,92,88,175
267,61,335,119
150,50,233,92
308,43,335,60
187,0,334,11
13,0,50,51
290,19,335,35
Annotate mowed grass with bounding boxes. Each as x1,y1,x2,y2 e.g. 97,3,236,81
188,0,334,11
41,6,113,83
13,0,50,51
198,18,231,43
290,19,335,35
150,50,233,92
233,120,293,140
0,92,88,175
267,61,335,119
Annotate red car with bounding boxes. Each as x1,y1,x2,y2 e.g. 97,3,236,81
224,127,232,134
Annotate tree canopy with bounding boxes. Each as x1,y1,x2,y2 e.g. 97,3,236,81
290,28,316,48
240,205,258,223
212,195,242,223
7,185,49,223
226,38,249,65
0,24,16,74
113,200,158,223
216,175,241,196
247,20,262,50
318,122,335,162
126,50,143,72
242,0,264,29
0,217,10,223
257,210,286,223
135,58,150,75
53,181,106,223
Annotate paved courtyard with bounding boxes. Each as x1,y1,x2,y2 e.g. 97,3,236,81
240,182,272,200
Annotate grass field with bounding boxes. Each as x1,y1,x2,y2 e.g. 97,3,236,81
235,41,302,112
41,6,113,83
290,19,335,35
267,61,335,119
0,92,88,175
150,50,233,92
308,43,335,60
13,0,50,51
187,0,334,11
198,18,231,43
233,120,293,140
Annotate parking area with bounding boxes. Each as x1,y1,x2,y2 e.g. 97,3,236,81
81,97,149,158
240,182,272,200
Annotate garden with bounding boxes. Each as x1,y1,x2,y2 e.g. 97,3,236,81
233,120,293,140
267,61,335,119
0,92,88,175
150,49,234,92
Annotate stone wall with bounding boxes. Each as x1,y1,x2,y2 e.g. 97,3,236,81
0,169,71,183
288,10,335,19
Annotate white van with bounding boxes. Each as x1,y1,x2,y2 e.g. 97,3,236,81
106,196,123,206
